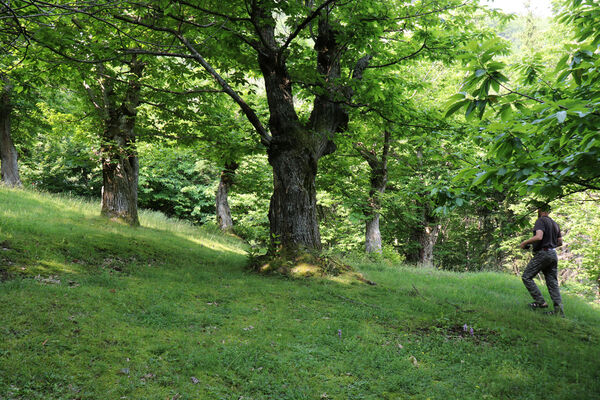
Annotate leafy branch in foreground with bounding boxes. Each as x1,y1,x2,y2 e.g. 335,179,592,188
445,3,600,202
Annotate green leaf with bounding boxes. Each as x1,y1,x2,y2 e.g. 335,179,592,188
500,105,513,122
465,101,476,119
445,100,469,118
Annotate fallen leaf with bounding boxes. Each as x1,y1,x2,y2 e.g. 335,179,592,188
141,373,155,381
191,376,200,384
409,355,418,367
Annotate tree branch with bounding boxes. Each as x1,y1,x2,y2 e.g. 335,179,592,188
113,13,271,146
366,40,428,69
279,0,338,55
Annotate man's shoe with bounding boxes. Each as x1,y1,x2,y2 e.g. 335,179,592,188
544,304,565,317
528,302,548,310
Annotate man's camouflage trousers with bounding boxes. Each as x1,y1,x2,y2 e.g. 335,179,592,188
522,249,562,307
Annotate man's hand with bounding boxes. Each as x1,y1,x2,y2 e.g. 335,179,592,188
520,230,544,249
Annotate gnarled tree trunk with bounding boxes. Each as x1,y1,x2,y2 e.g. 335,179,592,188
100,133,139,226
88,58,144,226
189,5,369,254
0,77,21,187
216,161,238,231
268,143,322,250
252,13,366,254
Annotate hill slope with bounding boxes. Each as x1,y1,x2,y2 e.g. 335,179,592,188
1,187,599,400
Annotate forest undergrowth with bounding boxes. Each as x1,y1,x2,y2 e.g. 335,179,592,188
1,187,599,400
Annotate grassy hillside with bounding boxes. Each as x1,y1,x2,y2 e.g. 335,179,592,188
1,187,599,400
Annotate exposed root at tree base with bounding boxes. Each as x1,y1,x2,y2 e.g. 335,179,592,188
249,251,376,285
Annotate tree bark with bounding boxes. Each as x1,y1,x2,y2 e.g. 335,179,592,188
406,147,441,265
95,59,144,226
257,33,322,251
419,223,441,267
268,144,321,251
357,131,390,253
216,161,238,231
365,214,383,253
0,77,21,187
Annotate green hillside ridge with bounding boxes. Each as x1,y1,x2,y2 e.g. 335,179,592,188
1,187,599,399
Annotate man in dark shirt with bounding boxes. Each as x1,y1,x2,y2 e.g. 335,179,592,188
519,203,564,316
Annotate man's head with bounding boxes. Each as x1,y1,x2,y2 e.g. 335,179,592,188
536,202,551,217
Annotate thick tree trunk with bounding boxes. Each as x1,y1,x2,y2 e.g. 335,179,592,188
216,161,238,231
0,78,21,187
255,17,327,252
96,59,143,226
268,144,321,251
223,6,369,254
100,141,139,225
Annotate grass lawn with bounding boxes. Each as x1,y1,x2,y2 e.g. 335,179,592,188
1,187,599,399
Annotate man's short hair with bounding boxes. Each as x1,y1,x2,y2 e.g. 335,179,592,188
533,201,551,212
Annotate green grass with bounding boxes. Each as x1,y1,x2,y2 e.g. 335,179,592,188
1,187,600,400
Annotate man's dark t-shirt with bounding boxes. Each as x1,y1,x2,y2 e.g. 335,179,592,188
532,216,561,251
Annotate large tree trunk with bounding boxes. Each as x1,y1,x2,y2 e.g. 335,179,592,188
0,78,21,187
268,144,321,251
199,5,369,254
100,139,139,225
406,206,441,266
216,161,238,231
95,59,143,226
255,15,333,252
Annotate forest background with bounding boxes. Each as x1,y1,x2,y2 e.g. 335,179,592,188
1,0,599,302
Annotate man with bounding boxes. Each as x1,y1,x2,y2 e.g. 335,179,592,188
519,203,564,317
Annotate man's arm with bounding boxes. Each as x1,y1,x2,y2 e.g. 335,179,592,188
520,230,544,249
557,234,563,247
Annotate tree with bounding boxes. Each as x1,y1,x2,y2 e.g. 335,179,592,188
0,76,21,186
90,0,482,255
354,131,390,253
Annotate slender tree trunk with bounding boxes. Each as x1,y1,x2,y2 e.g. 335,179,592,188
358,131,390,253
419,223,441,267
365,214,383,253
0,78,21,187
216,161,238,231
95,58,144,226
405,147,441,266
